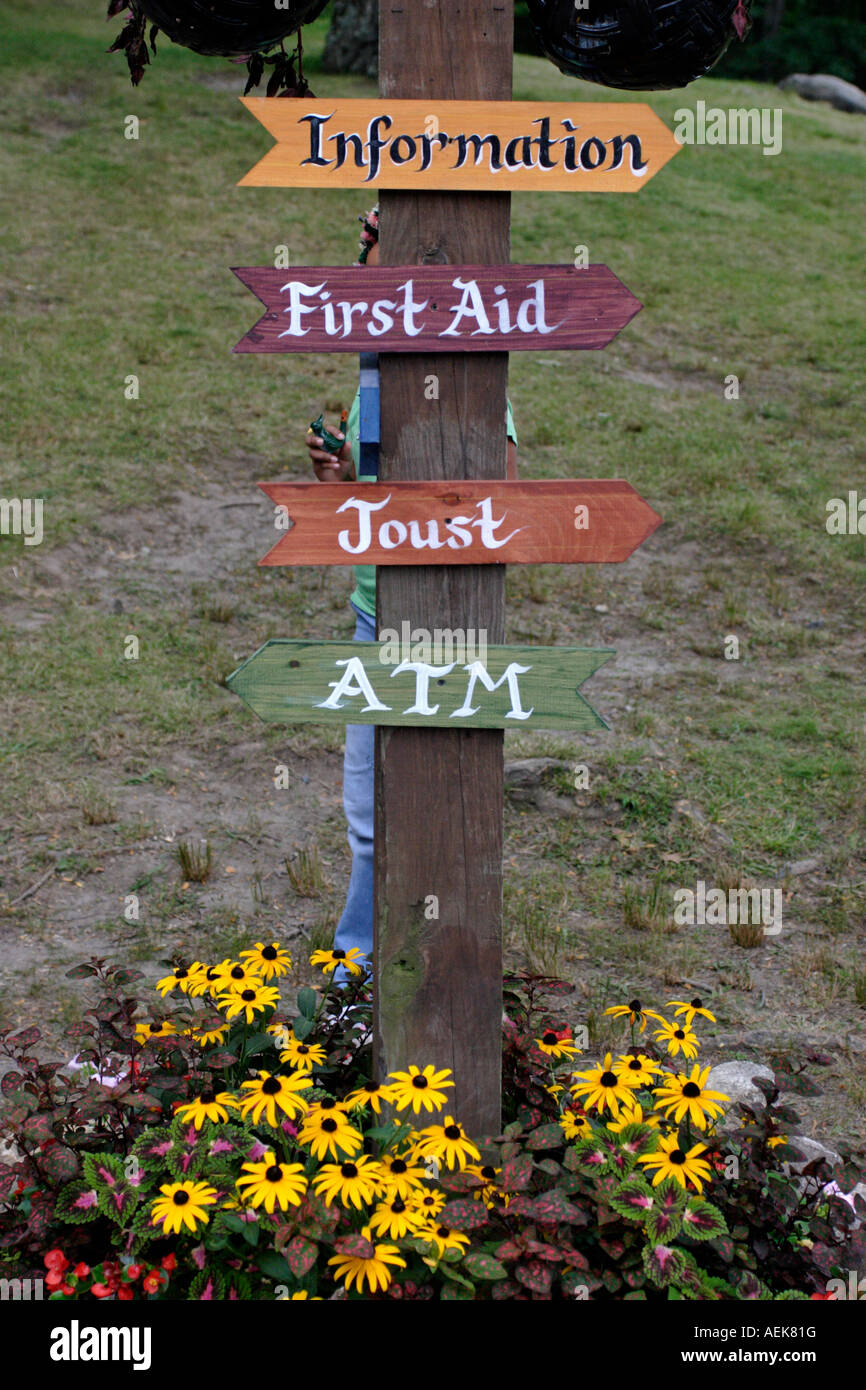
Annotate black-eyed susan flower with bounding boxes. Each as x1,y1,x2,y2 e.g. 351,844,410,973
560,1110,595,1141
279,1033,327,1073
409,1188,446,1220
309,947,366,977
155,964,197,997
535,1030,580,1060
298,1107,363,1162
151,1180,217,1235
368,1195,425,1240
313,1156,385,1209
191,1021,230,1048
417,1222,470,1258
276,1290,322,1300
615,1053,663,1086
386,1064,454,1115
604,999,665,1033
134,1020,177,1046
637,1132,712,1193
606,1099,660,1132
235,1153,307,1212
343,1079,395,1115
653,1019,699,1061
218,983,281,1024
238,1070,312,1126
378,1153,428,1200
212,960,263,993
187,964,226,999
240,941,292,980
175,1091,238,1131
668,997,716,1025
411,1116,481,1172
652,1065,729,1129
569,1053,642,1118
327,1225,406,1294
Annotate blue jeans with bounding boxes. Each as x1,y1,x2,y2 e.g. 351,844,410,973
333,604,376,982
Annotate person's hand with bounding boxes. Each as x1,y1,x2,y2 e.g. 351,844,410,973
305,425,355,482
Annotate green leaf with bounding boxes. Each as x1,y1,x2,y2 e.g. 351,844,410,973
681,1199,728,1242
643,1243,687,1288
243,1031,275,1057
292,1015,314,1041
439,1198,488,1231
441,1281,473,1300
438,1263,475,1292
462,1251,508,1280
297,988,318,1021
499,1154,534,1192
286,1236,318,1278
609,1175,654,1223
525,1122,564,1151
257,1251,292,1281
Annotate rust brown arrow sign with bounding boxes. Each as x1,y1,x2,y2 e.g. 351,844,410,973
232,264,641,354
257,480,661,566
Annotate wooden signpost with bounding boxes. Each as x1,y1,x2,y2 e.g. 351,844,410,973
256,480,661,567
227,0,673,1136
227,641,613,730
238,97,681,192
232,264,642,354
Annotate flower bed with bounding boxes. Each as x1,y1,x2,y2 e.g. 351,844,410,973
0,946,863,1300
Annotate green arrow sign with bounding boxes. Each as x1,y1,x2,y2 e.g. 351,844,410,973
227,640,613,731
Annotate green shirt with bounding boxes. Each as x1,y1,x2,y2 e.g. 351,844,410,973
345,390,518,618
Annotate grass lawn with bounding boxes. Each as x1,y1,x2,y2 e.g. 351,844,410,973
1,2,864,1144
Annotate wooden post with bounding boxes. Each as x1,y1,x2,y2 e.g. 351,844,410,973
374,0,514,1137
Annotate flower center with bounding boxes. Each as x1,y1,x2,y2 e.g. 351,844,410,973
392,1197,406,1213
340,1163,358,1178
175,968,188,979
332,950,346,960
206,967,220,981
412,1076,429,1088
628,998,641,1012
600,1071,619,1087
481,1165,496,1180
262,1077,282,1095
691,997,703,1007
321,1118,338,1133
542,1031,558,1045
265,1165,284,1183
390,1159,407,1174
670,1149,686,1165
241,990,256,1002
297,1045,309,1054
230,966,245,979
674,1029,685,1040
363,1081,379,1093
262,946,278,960
319,1098,337,1110
172,1191,190,1206
682,1082,701,1098
444,1125,461,1140
627,1059,642,1070
436,1226,449,1238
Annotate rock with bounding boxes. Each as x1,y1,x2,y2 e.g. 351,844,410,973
504,757,571,789
706,1060,776,1110
782,856,821,877
786,1135,842,1172
779,73,866,115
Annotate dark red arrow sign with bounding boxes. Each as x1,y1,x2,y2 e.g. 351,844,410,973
232,264,641,354
257,480,661,566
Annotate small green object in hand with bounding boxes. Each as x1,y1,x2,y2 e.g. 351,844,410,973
309,411,346,455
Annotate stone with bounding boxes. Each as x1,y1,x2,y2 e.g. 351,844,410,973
782,856,821,877
779,74,866,115
705,1060,776,1110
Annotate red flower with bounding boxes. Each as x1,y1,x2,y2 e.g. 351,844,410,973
142,1271,163,1294
90,1282,114,1299
73,1262,90,1279
45,1270,67,1291
117,1285,134,1300
810,1291,836,1300
160,1253,177,1272
126,1264,143,1281
103,1260,120,1280
44,1249,69,1273
60,1283,76,1297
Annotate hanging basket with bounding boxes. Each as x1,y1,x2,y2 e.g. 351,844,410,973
131,0,329,58
525,0,753,91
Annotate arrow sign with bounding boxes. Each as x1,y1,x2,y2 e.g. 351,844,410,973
232,264,640,355
238,99,681,192
257,480,661,566
227,641,613,731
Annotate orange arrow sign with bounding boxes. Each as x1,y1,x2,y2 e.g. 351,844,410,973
258,480,661,567
238,99,681,192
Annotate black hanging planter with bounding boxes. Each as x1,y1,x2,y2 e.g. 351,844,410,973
525,0,753,91
107,0,329,87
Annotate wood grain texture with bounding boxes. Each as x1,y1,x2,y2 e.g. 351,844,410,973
238,98,681,191
225,640,612,729
374,0,514,1138
258,479,661,566
232,263,641,354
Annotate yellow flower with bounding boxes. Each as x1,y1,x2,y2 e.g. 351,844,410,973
151,1180,217,1235
279,1033,327,1073
379,1153,428,1200
190,1021,230,1048
653,1018,700,1061
134,1020,177,1046
667,996,716,1025
606,1100,660,1132
411,1116,481,1171
535,1030,580,1059
614,1053,663,1087
155,964,198,997
604,999,666,1033
210,959,263,994
417,1221,470,1258
569,1053,642,1118
309,947,366,977
637,1132,712,1193
653,1065,729,1129
298,1106,363,1162
236,1153,307,1212
313,1157,385,1210
218,983,281,1024
238,1070,312,1126
408,1188,446,1220
240,941,292,980
187,964,227,999
175,1092,238,1130
327,1226,406,1294
560,1111,594,1140
368,1195,426,1240
277,1290,322,1300
344,1079,396,1115
767,1135,788,1149
386,1064,454,1115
